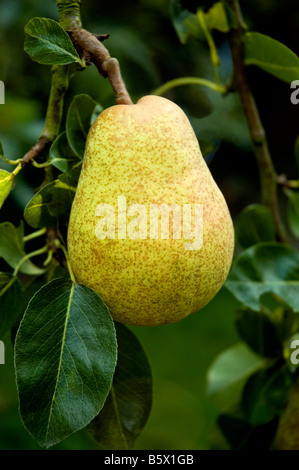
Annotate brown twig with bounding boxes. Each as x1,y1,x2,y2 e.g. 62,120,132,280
225,0,288,242
46,227,61,262
21,136,51,167
69,28,132,105
94,34,110,42
57,0,131,104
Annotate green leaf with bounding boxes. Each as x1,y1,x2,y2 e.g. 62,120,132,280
24,17,83,66
49,131,80,175
66,94,101,159
218,413,279,450
15,278,117,448
91,104,103,125
48,179,76,218
259,293,299,345
242,366,292,426
88,323,152,450
235,204,276,249
170,1,228,44
0,273,22,338
170,1,202,44
244,32,299,83
285,190,299,239
225,243,299,312
0,139,4,156
24,179,76,229
0,222,44,275
235,307,281,358
206,343,264,408
24,182,57,228
0,169,13,209
201,2,229,33
58,166,81,189
192,93,251,149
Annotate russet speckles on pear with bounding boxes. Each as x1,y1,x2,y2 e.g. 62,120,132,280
67,95,234,326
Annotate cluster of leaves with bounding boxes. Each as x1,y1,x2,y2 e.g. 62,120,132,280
170,0,299,150
172,0,299,84
171,0,299,450
206,206,299,449
23,93,101,230
0,17,152,449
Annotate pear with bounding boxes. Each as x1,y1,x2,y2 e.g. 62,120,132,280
67,95,234,326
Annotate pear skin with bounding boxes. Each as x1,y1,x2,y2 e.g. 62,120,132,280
67,95,234,326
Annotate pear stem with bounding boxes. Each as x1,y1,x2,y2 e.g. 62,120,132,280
69,28,133,105
56,0,132,105
224,0,288,243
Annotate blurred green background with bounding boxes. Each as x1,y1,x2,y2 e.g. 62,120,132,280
0,0,298,450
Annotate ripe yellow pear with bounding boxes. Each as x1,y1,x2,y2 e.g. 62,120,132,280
67,95,234,326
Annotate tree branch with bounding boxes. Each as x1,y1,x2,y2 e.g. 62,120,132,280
57,1,132,105
69,28,132,105
21,136,50,167
22,0,131,169
56,0,82,30
22,65,69,167
225,0,288,242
